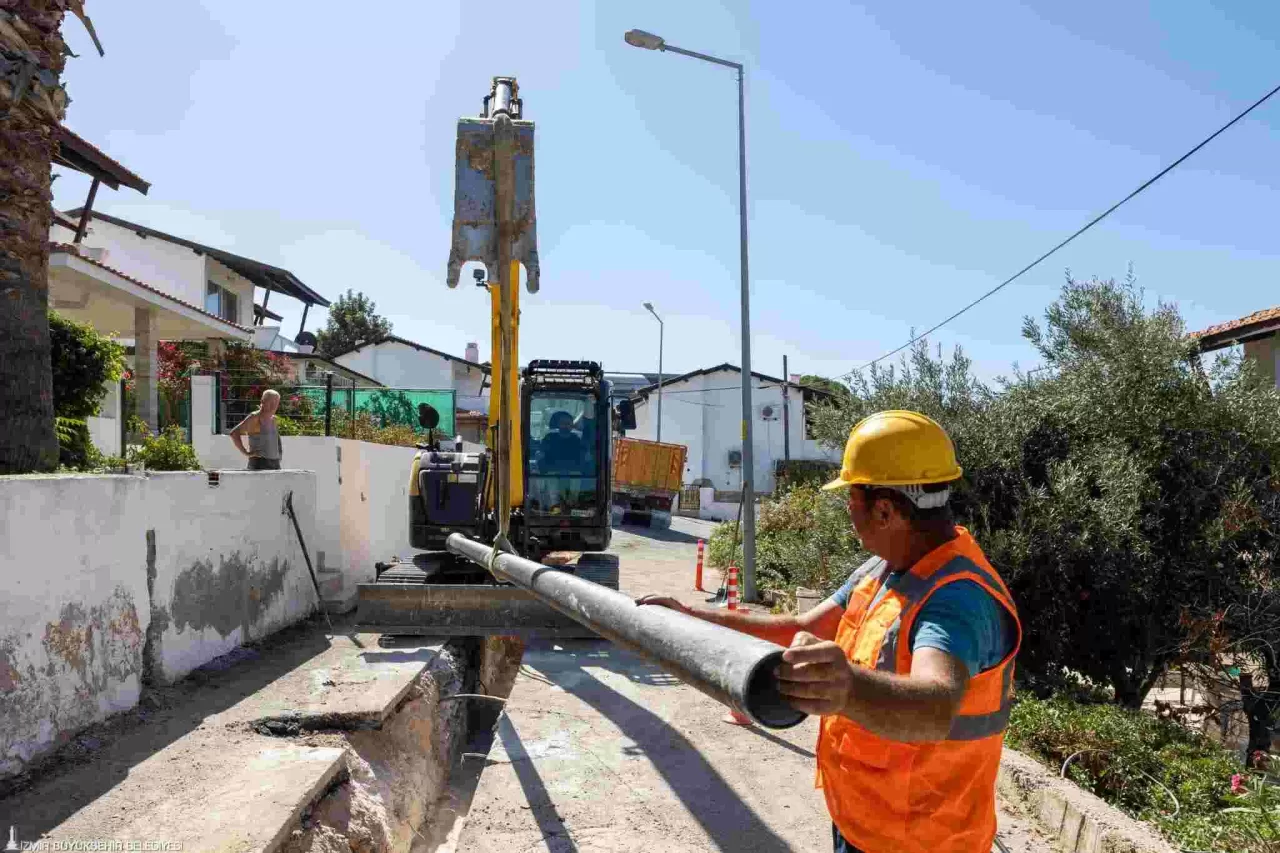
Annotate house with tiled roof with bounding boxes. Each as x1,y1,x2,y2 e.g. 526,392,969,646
330,335,491,433
1192,306,1280,385
49,200,333,445
627,363,839,497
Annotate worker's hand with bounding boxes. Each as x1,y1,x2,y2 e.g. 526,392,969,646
634,594,688,613
776,631,856,716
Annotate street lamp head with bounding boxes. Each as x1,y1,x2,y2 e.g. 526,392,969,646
624,29,665,50
643,301,654,311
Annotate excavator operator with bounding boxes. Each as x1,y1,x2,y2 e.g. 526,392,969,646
538,411,584,473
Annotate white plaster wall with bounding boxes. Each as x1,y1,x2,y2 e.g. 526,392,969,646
334,342,455,389
0,475,150,779
354,441,417,564
697,486,748,522
86,378,123,458
0,469,319,779
61,219,208,308
146,471,317,683
336,440,417,594
199,433,396,598
190,375,216,465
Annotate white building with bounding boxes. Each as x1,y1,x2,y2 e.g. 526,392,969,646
629,364,839,495
56,210,330,342
331,335,490,423
49,207,331,446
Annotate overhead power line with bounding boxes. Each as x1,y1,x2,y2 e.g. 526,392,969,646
848,79,1280,377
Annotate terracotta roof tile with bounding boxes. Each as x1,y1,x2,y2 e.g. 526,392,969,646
48,242,251,334
1190,306,1280,348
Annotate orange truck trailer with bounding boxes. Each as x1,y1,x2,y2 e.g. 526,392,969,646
610,436,688,530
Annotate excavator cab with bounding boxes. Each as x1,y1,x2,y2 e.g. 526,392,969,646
521,360,613,555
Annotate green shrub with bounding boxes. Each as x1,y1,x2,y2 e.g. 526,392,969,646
1007,694,1265,851
807,274,1280,708
708,483,862,599
129,425,200,471
774,459,840,491
55,416,102,470
49,311,125,418
275,415,302,436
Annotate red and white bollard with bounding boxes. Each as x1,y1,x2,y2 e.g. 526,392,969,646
695,540,705,591
722,564,752,725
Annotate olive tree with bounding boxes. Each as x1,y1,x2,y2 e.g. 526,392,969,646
805,273,1280,708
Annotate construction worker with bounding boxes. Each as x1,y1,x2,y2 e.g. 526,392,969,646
637,410,1021,853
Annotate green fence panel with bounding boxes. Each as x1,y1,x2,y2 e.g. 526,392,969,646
298,388,456,436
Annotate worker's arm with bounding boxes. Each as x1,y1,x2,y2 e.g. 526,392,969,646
776,633,968,742
228,413,258,457
634,595,844,646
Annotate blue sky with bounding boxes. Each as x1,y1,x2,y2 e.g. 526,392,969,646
52,1,1280,383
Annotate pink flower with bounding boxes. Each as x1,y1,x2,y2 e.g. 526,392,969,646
1232,774,1246,794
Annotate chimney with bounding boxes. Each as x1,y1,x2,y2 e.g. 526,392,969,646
465,342,480,363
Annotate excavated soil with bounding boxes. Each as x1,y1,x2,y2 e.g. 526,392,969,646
281,636,524,853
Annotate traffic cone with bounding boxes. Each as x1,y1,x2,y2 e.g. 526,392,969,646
721,564,752,724
694,540,705,591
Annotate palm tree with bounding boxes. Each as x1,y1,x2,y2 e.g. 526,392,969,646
0,1,101,472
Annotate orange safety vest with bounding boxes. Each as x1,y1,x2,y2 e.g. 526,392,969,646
816,527,1022,853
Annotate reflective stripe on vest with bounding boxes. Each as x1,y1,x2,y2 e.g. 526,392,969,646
816,528,1023,853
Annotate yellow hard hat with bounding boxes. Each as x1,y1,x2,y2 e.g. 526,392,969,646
822,410,962,491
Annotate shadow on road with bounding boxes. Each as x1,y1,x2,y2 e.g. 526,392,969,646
496,715,581,853
529,641,795,853
617,523,705,544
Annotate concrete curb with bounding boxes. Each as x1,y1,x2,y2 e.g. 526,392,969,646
998,748,1177,853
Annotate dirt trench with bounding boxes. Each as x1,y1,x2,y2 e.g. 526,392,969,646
280,636,523,853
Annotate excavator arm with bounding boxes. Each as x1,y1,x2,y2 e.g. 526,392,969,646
446,78,539,530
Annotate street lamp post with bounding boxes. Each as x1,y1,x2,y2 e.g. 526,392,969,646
625,29,758,601
643,302,664,444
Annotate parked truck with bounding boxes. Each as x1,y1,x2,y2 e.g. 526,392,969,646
610,436,688,530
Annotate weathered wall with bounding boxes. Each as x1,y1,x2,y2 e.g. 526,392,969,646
145,471,318,683
201,432,414,601
0,475,149,780
0,470,319,780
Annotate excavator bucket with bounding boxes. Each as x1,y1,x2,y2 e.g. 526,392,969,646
445,77,540,293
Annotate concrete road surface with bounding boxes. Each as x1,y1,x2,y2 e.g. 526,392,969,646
445,518,1058,853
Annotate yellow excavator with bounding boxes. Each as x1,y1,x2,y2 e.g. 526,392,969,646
351,76,803,730
358,77,633,635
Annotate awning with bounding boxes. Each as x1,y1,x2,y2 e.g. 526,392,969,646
55,126,150,194
49,246,251,342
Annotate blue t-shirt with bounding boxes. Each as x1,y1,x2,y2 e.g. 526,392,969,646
830,560,1014,679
